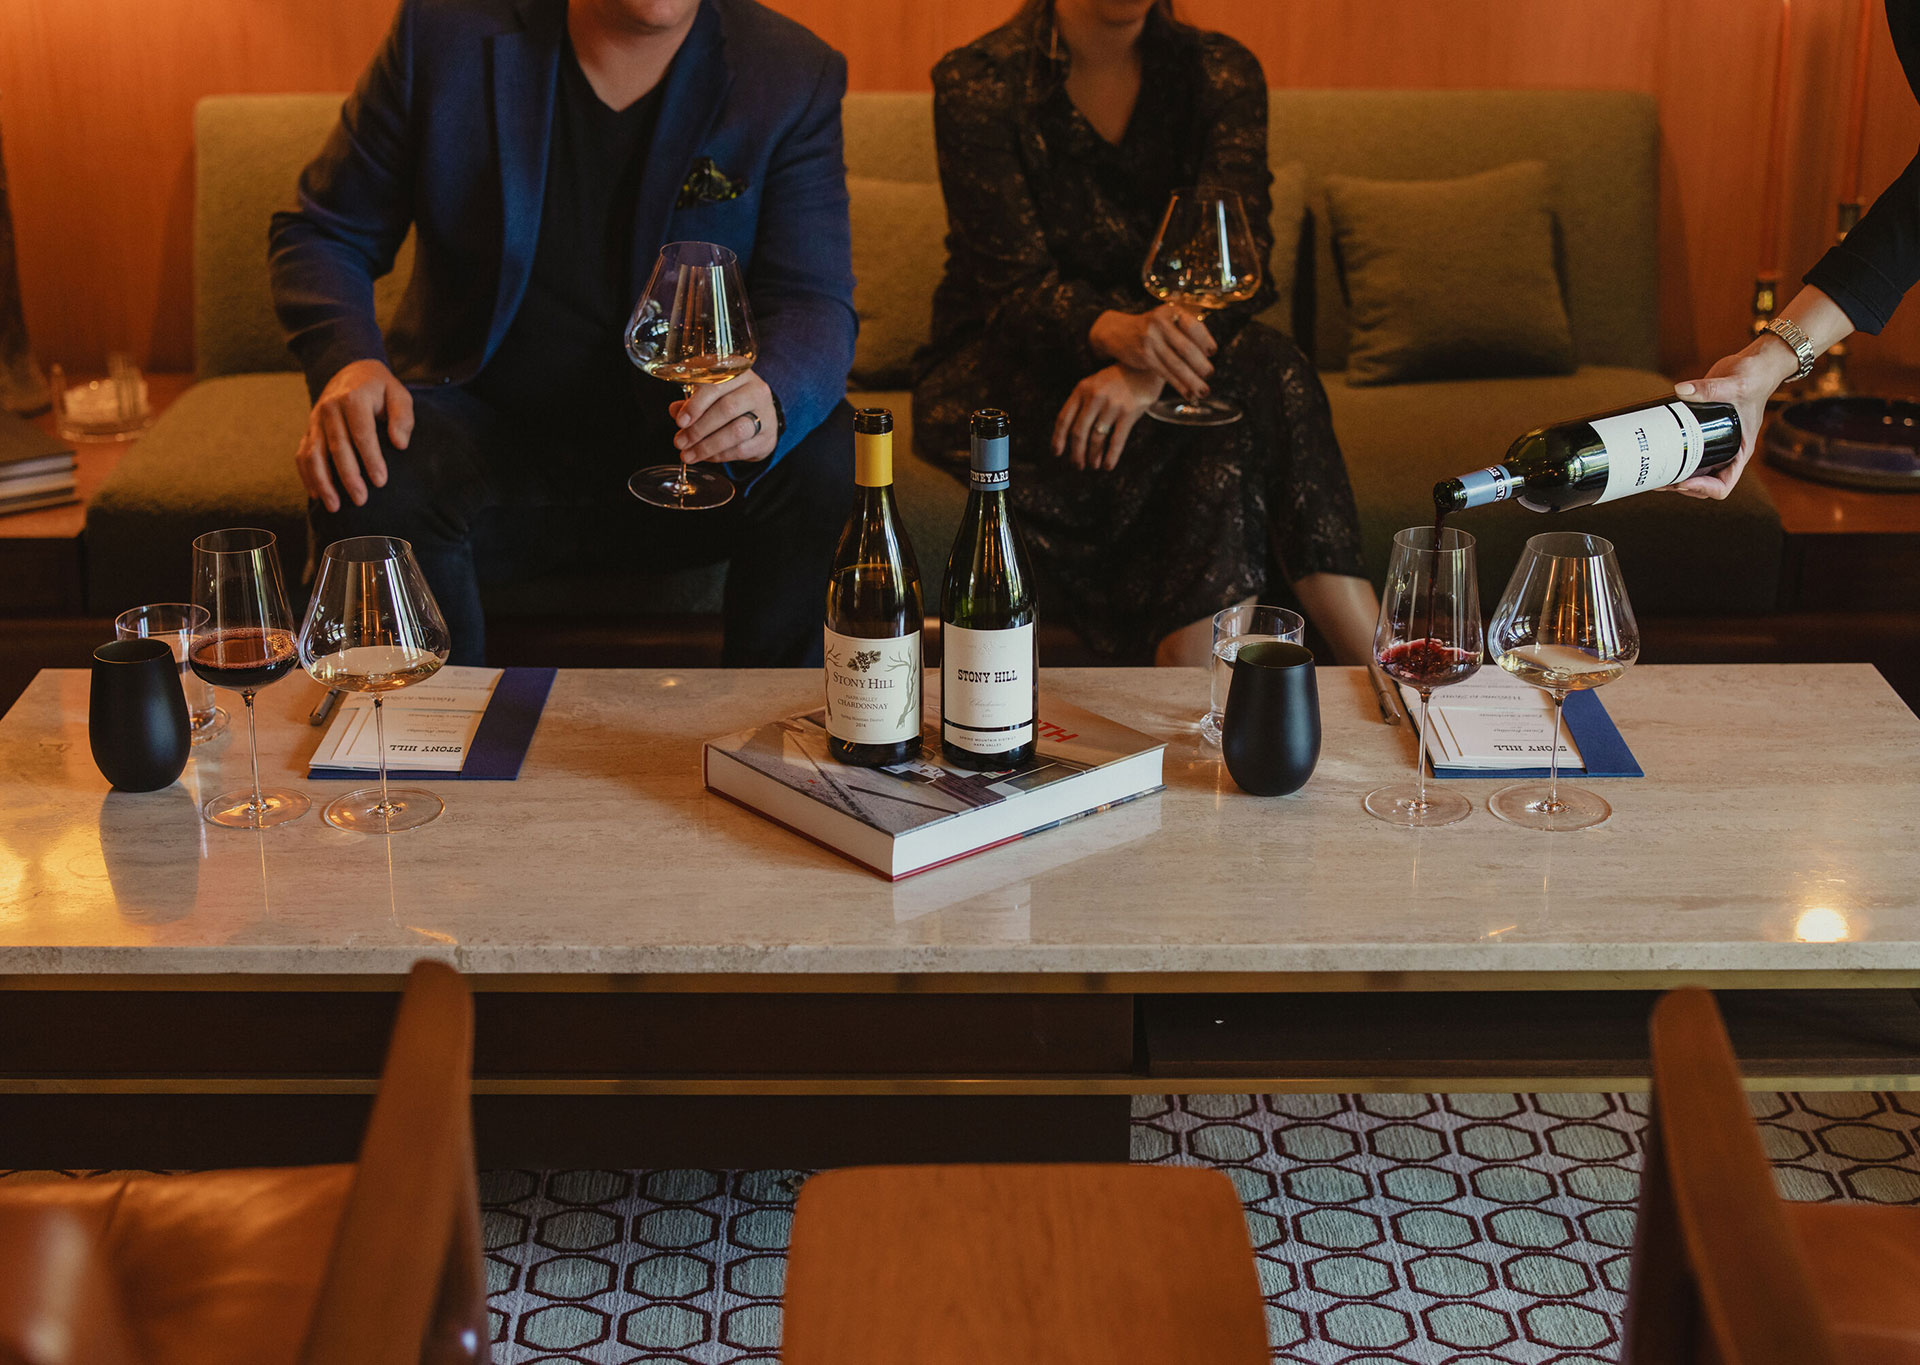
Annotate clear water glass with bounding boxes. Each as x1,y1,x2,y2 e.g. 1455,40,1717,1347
115,602,227,743
1203,603,1305,745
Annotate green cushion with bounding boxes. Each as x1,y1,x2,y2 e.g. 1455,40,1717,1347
1267,90,1658,373
1249,161,1307,342
1326,162,1576,385
1328,367,1783,615
847,178,948,389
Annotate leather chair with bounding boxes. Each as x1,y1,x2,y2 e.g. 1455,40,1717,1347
1624,986,1920,1364
0,961,487,1365
781,1163,1268,1364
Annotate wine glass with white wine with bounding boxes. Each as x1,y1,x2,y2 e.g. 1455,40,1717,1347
1486,532,1639,832
297,536,453,834
1141,187,1262,426
625,241,758,511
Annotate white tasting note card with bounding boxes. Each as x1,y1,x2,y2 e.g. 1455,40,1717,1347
1400,670,1585,770
336,665,501,711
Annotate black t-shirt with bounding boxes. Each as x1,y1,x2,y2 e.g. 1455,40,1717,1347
472,36,668,430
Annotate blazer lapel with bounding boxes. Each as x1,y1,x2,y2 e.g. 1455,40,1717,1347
486,0,563,360
629,0,734,294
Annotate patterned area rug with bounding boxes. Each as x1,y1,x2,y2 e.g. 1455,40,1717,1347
478,1091,1920,1364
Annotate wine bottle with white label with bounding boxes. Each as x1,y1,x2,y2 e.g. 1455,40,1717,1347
824,409,924,767
940,408,1037,770
1434,399,1741,515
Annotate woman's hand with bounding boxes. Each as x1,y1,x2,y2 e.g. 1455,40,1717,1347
1669,336,1798,499
1089,305,1215,401
668,369,779,464
1052,363,1164,471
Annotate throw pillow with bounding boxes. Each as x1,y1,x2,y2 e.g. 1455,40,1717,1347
847,176,948,388
1251,161,1308,343
1323,161,1576,385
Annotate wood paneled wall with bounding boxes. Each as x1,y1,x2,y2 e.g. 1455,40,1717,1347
3,0,1916,378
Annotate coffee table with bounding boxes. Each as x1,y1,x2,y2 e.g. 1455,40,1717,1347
2,665,1917,1168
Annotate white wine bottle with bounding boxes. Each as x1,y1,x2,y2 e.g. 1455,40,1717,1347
824,408,924,767
1435,399,1742,514
940,409,1037,771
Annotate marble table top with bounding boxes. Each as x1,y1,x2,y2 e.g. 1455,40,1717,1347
1,665,1916,983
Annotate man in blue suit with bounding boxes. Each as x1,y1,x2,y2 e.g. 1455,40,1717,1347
271,0,857,665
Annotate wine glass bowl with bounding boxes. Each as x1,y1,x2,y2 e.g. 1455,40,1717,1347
625,241,758,511
1486,531,1639,832
298,536,453,835
1141,187,1262,427
1365,525,1484,827
188,528,310,829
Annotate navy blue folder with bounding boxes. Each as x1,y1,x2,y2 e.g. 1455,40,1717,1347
1432,689,1643,780
308,667,555,781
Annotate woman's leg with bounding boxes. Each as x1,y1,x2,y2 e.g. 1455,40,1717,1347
1293,571,1380,666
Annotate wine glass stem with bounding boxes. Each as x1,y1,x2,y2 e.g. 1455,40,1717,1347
243,689,263,816
1414,689,1433,810
676,384,698,495
374,694,392,823
1546,693,1566,811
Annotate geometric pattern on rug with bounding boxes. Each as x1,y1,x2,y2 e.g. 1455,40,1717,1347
475,1090,1920,1364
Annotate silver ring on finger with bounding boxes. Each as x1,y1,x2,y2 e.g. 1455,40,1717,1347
1094,424,1113,436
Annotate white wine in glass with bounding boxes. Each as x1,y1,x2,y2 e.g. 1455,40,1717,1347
1141,187,1262,427
297,536,453,835
1486,532,1639,832
625,242,758,511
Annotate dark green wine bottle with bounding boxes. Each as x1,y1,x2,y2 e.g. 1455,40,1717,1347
824,408,923,767
1435,398,1741,514
940,409,1037,771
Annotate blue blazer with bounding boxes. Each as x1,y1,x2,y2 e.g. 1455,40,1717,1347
269,0,856,471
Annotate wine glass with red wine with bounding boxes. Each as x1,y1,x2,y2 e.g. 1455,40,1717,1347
1365,524,1484,827
187,528,310,829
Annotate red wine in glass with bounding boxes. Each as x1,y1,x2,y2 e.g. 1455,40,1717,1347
189,628,299,691
1378,639,1479,690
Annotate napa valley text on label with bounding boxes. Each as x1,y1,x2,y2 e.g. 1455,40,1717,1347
823,628,922,744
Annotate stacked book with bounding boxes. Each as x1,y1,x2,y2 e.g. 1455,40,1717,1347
0,412,77,516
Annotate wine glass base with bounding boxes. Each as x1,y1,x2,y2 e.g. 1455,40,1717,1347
189,707,231,744
204,787,309,829
629,464,735,510
1489,782,1611,832
1200,711,1224,746
1147,396,1243,427
1364,783,1473,827
324,787,444,834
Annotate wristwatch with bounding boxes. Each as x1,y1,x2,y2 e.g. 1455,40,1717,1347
1763,317,1818,381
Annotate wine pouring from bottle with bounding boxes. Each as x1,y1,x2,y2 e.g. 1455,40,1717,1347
1434,399,1742,515
824,409,924,768
941,409,1038,771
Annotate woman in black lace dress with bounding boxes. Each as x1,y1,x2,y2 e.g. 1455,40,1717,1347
913,0,1377,666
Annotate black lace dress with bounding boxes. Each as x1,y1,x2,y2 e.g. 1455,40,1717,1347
912,7,1366,661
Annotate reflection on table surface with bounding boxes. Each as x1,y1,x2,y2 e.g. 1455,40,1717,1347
0,665,1913,979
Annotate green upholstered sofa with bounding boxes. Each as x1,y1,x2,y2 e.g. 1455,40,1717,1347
85,89,1782,641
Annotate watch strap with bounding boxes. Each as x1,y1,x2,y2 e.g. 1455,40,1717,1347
1764,317,1818,381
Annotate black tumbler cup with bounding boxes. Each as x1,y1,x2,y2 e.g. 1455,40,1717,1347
1221,640,1321,797
89,638,192,792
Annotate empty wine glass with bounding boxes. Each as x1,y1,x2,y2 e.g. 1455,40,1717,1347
297,536,453,834
1487,532,1639,832
625,241,758,511
1141,187,1262,426
1366,525,1484,827
188,528,309,829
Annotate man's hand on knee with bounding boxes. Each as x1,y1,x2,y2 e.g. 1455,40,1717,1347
668,369,778,465
296,359,416,513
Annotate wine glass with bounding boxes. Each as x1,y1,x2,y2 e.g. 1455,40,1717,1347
625,241,758,511
1141,186,1262,426
187,528,310,829
1486,532,1639,832
1365,525,1484,827
297,536,453,834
